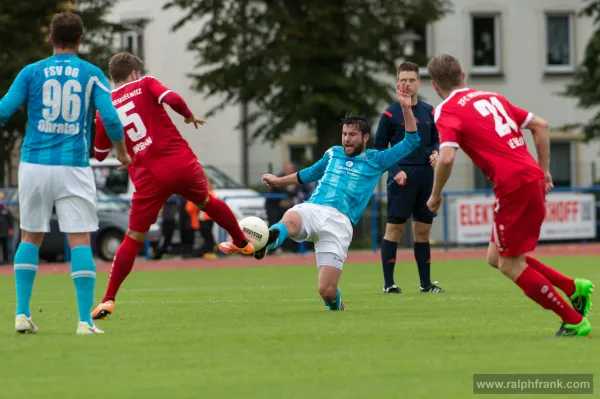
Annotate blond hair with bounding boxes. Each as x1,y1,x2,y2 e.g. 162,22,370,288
426,54,463,91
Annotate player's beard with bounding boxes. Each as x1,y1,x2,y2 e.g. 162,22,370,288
345,141,365,157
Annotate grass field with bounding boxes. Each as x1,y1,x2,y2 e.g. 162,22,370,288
0,255,598,399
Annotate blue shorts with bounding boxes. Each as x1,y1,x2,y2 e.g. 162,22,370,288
387,165,437,224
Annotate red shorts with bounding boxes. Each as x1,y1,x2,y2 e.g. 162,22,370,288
490,179,546,258
129,162,208,232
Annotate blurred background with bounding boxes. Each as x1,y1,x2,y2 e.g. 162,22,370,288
1,0,599,262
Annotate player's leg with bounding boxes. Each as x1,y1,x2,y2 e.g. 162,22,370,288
252,205,305,260
497,252,590,337
412,166,444,292
199,195,253,255
93,188,170,320
492,181,590,337
177,163,252,254
315,209,352,310
53,165,104,334
381,177,414,293
13,162,53,334
412,219,444,292
381,220,405,293
523,256,593,317
318,262,344,311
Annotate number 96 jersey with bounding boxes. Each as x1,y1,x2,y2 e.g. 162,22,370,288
94,75,198,179
434,88,544,199
0,53,123,167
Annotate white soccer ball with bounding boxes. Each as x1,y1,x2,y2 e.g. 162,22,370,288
239,216,270,251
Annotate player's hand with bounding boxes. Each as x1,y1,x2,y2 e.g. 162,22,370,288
544,171,554,193
427,194,442,213
185,115,206,129
262,174,279,188
429,151,439,167
393,171,407,186
396,82,412,109
117,152,132,171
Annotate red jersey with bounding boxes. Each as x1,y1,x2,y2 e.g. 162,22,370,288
435,88,544,198
94,76,197,179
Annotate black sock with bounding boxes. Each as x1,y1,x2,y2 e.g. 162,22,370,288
414,241,431,288
381,239,398,288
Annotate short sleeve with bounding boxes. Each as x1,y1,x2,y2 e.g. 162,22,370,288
505,100,533,129
144,76,172,104
434,106,462,149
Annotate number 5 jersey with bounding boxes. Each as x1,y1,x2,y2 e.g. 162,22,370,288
94,75,198,179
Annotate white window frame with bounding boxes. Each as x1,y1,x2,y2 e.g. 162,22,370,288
418,24,434,77
122,30,142,57
544,13,575,74
471,14,501,75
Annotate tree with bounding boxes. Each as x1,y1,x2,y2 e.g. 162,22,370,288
562,0,600,141
164,0,452,164
0,0,131,186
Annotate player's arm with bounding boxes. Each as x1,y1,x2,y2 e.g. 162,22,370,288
523,114,550,173
146,77,205,128
0,66,30,124
431,146,456,197
427,110,461,211
376,91,421,170
264,150,331,187
92,74,124,142
93,111,112,162
506,100,553,190
92,73,131,169
374,111,403,178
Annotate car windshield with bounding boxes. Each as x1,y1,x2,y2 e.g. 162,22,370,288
93,162,244,193
97,188,130,212
202,165,244,189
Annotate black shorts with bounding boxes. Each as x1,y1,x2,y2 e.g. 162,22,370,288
387,165,437,224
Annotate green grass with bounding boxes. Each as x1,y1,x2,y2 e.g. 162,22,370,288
0,256,598,399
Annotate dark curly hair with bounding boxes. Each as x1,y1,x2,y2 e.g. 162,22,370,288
341,112,370,136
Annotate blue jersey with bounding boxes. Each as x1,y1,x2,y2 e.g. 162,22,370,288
0,53,124,167
298,132,420,225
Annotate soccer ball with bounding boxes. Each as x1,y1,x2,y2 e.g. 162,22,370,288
239,216,270,251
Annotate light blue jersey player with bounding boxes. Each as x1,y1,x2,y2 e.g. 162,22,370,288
219,84,420,310
0,13,129,335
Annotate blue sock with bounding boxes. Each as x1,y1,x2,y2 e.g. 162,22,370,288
267,222,289,251
14,242,39,317
381,239,398,288
70,246,96,325
324,288,342,310
414,241,432,288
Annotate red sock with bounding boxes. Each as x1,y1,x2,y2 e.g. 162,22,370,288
515,266,582,325
202,197,246,247
103,235,143,302
525,255,576,297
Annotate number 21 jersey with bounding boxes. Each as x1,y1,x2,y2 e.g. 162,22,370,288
434,88,544,198
97,75,198,178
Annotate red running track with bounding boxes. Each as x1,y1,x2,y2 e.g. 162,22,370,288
0,243,598,276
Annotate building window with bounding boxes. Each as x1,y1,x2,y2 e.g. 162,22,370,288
119,20,146,59
288,144,313,168
404,23,433,75
550,142,572,187
471,15,501,74
545,14,574,73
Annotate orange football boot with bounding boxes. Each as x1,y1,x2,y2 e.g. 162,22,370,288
218,240,255,255
91,300,115,320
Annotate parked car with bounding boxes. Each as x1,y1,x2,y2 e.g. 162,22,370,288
6,188,160,262
90,157,267,221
